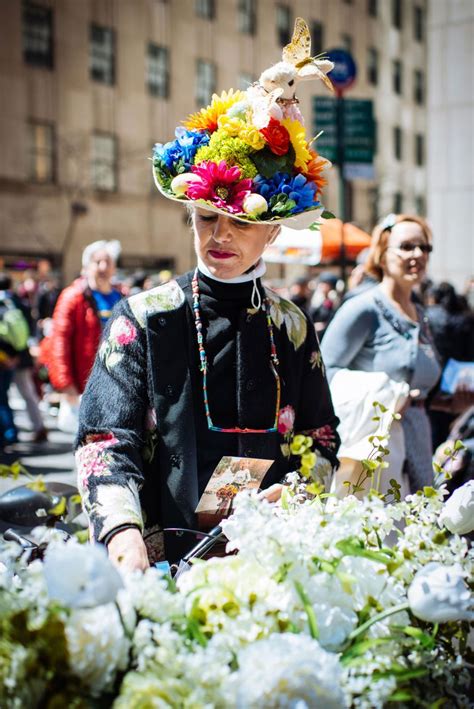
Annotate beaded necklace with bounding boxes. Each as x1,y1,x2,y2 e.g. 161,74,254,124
191,268,280,434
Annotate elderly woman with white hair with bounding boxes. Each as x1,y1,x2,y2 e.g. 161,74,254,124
47,239,122,398
75,40,341,571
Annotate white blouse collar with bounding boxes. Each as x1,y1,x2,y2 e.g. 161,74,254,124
196,257,266,284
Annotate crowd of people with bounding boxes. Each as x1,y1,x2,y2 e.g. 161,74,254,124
0,245,173,452
1,231,473,479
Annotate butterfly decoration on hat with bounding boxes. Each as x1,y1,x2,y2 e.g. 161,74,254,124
152,17,335,229
257,17,334,122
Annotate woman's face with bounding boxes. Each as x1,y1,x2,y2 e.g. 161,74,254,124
381,221,431,287
193,208,280,279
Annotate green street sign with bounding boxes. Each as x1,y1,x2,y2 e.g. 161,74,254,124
312,97,375,165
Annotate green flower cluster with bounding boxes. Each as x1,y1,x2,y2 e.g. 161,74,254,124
195,133,258,179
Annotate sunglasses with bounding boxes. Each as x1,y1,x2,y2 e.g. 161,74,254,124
387,242,433,255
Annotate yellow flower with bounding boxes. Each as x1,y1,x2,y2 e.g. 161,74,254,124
240,125,265,150
184,89,246,132
218,115,265,150
282,118,312,169
217,115,242,137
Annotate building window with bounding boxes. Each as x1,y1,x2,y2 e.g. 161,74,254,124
23,3,54,69
341,34,352,53
393,126,403,159
414,6,424,41
311,21,324,53
367,47,378,85
393,191,403,213
415,134,424,166
276,5,292,46
90,24,115,85
392,59,403,94
238,0,257,35
392,0,402,29
29,121,55,183
415,195,426,215
195,0,215,19
91,133,117,191
196,59,216,106
147,44,169,98
414,69,424,105
238,72,254,90
368,0,377,17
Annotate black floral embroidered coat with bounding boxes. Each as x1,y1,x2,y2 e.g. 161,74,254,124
76,272,340,561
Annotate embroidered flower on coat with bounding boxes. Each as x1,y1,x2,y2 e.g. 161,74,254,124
128,280,185,328
76,433,118,490
278,405,295,435
91,479,143,542
100,316,138,371
302,424,337,450
278,405,296,458
109,316,137,346
309,350,324,372
265,291,307,350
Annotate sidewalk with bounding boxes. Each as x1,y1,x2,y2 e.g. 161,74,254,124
0,387,76,495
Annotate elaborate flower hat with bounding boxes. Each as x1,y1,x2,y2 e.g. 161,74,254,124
152,18,334,230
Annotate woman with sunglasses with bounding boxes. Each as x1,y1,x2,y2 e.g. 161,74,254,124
74,73,340,571
321,214,441,499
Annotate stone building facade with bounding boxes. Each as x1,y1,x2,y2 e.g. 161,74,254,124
0,0,428,282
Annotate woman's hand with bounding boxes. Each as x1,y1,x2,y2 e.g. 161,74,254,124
107,527,150,572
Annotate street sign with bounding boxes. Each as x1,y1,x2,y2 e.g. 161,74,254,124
312,96,338,162
326,48,357,92
312,97,375,168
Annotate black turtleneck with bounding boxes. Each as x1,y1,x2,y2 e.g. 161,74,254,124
178,270,277,495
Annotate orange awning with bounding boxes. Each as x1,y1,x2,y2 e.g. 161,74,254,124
320,219,371,262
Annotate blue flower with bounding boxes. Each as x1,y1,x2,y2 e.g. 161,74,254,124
253,172,319,214
153,128,210,173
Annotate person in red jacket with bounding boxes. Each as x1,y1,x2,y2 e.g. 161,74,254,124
48,240,122,399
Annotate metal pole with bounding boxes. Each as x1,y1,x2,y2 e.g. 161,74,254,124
336,91,347,283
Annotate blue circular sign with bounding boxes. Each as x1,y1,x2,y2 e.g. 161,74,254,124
326,48,357,92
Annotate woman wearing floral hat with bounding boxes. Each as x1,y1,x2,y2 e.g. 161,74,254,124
75,24,340,570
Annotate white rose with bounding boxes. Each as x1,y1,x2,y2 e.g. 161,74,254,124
242,193,268,217
408,562,474,623
439,480,474,535
43,541,123,608
170,173,200,196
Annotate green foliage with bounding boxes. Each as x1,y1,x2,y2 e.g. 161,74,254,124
251,144,296,178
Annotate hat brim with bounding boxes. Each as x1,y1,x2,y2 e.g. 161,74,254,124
153,165,323,230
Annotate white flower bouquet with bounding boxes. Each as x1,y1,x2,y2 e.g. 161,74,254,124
1,422,474,709
1,474,473,708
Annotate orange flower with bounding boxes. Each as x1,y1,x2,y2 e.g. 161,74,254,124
183,89,246,133
301,149,330,196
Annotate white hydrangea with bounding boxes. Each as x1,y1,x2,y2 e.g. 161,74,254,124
66,602,130,696
228,633,345,708
122,567,183,622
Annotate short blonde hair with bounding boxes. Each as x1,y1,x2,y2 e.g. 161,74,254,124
365,214,432,282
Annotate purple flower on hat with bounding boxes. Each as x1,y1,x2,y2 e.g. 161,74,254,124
188,160,253,213
153,128,210,173
254,172,319,215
